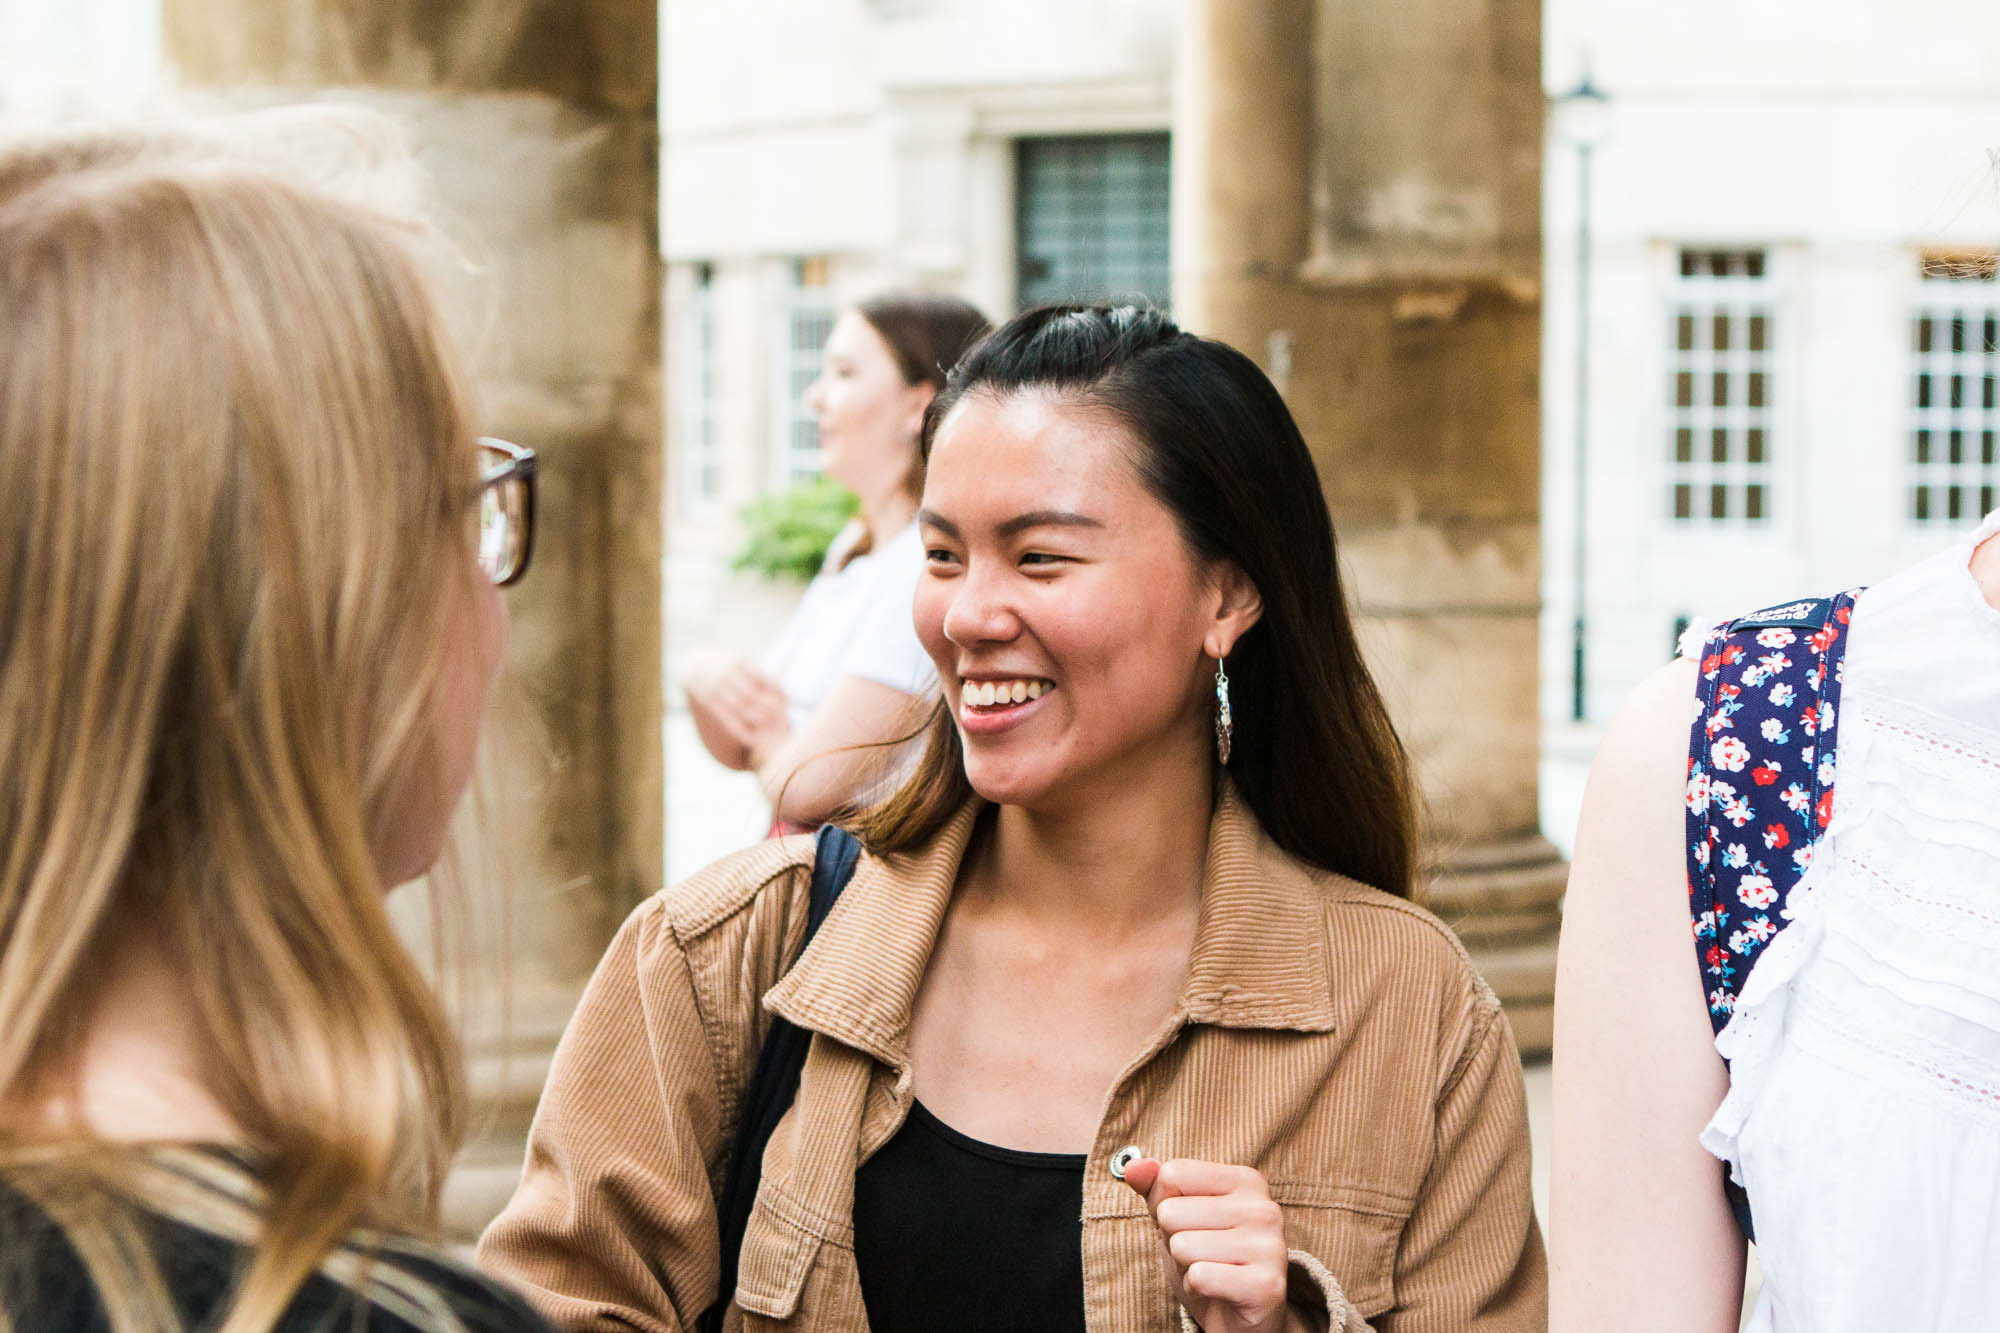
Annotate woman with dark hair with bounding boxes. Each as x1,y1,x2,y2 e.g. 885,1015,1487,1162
483,305,1546,1331
680,292,992,830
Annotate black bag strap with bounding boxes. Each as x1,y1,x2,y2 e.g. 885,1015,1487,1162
701,824,863,1333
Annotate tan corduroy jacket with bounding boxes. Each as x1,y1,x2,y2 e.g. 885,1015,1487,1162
478,788,1546,1332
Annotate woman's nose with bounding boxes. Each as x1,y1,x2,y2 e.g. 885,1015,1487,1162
803,373,826,413
941,565,1018,647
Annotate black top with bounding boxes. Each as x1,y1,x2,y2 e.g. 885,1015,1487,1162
0,1167,549,1333
852,1099,1087,1333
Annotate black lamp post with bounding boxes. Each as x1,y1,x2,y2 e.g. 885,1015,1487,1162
1553,72,1610,723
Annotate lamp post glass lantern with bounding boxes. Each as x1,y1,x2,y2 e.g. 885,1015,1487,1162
1553,72,1610,723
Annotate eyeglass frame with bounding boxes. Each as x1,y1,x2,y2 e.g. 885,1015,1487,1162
477,436,537,587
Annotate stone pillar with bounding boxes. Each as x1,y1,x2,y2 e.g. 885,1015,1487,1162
163,1,665,1232
1174,0,1560,1050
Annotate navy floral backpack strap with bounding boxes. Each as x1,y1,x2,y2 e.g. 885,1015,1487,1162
1684,590,1861,1242
1685,591,1861,1034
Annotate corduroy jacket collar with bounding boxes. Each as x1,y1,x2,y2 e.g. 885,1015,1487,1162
764,782,1341,1070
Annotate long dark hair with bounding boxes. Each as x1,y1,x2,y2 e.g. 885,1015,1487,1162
853,292,992,504
855,304,1417,900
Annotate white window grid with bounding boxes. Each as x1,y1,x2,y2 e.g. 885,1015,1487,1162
678,267,720,511
1666,249,1777,526
771,266,835,488
1909,259,2000,526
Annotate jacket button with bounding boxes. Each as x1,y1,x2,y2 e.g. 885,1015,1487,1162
1108,1145,1144,1181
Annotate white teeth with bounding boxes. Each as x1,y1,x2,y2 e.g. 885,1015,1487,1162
962,679,1051,708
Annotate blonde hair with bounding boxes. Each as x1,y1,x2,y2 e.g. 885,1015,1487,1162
0,116,481,1330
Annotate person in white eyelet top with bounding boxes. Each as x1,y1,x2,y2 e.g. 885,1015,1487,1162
1550,508,2000,1332
680,294,990,830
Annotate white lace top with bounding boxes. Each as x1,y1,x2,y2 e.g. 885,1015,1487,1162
1701,509,2000,1331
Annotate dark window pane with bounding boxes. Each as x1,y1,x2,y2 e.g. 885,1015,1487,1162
1747,427,1767,463
1713,371,1730,407
1986,315,1998,353
1984,485,1995,514
1676,427,1694,463
1673,483,1693,519
1710,484,1730,519
1744,252,1766,278
1915,486,1931,521
1918,375,1933,409
1952,316,1968,353
1680,251,1698,278
1749,314,1768,352
1711,427,1730,463
1917,429,1932,464
1745,484,1766,521
1747,373,1766,409
1917,317,1933,354
1985,376,1995,411
1949,485,1965,520
1676,371,1694,408
1951,429,1965,465
1984,430,1996,465
1677,313,1695,351
1016,133,1173,308
1951,375,1965,409
1712,313,1731,352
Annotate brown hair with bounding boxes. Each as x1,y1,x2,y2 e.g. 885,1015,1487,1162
854,292,992,503
0,115,481,1330
853,304,1418,901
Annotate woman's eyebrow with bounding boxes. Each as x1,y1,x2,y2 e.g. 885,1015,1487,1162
996,510,1104,538
918,508,1104,540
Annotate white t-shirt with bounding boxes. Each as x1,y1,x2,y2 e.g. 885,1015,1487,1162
759,521,938,729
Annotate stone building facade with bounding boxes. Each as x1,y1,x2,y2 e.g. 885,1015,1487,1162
1540,0,2000,731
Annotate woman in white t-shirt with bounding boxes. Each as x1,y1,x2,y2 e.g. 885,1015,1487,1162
682,292,991,829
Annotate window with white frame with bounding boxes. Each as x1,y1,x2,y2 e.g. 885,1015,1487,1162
678,262,720,510
1909,251,1999,525
772,257,836,488
1667,249,1776,525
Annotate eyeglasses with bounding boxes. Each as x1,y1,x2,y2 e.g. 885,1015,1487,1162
476,437,537,587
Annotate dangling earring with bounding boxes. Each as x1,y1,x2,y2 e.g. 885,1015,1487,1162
1213,656,1233,765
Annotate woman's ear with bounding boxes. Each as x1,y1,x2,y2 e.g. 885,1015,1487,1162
1205,563,1264,659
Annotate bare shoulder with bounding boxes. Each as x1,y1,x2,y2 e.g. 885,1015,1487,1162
1550,659,1745,1326
1583,656,1699,814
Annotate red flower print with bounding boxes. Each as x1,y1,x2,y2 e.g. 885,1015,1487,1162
1816,790,1835,829
1752,766,1780,786
1764,823,1791,850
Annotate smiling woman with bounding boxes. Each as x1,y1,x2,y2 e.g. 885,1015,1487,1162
481,305,1546,1333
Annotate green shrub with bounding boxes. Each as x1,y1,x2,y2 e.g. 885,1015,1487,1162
732,475,860,582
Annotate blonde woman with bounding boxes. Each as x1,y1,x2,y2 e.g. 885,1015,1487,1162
0,123,549,1332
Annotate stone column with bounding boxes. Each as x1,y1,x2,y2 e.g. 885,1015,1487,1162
1174,0,1560,1050
163,0,664,1232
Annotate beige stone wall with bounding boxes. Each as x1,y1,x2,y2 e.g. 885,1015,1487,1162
162,0,664,1234
1175,0,1559,1049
